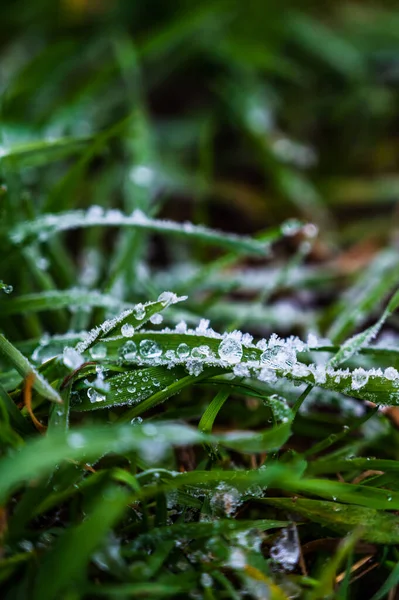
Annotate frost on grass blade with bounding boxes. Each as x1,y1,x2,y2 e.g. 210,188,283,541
75,293,186,354
9,208,270,255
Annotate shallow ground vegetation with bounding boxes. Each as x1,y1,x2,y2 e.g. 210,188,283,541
2,1,399,598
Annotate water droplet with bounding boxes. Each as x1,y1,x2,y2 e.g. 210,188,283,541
192,345,210,359
270,526,300,572
200,573,213,588
120,340,138,361
176,343,190,359
68,432,86,448
87,388,106,403
387,495,392,502
121,323,135,337
133,303,146,320
158,291,174,306
150,313,163,325
385,367,398,381
228,547,246,569
140,339,162,359
63,347,84,370
89,343,107,360
218,337,243,364
1,282,13,294
351,369,369,390
131,416,143,425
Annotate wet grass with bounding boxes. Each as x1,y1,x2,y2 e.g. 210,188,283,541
2,1,399,598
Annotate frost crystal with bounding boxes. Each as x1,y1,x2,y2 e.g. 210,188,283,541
139,339,162,359
218,337,243,364
121,323,135,337
258,367,278,384
196,319,210,334
175,321,188,333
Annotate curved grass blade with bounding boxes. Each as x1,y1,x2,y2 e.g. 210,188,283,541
330,288,399,368
0,334,61,403
32,484,129,600
0,289,136,316
9,208,271,255
0,136,89,170
264,498,399,544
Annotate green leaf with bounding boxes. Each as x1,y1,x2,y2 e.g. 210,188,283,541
9,208,270,256
0,334,61,404
264,498,399,544
0,136,89,170
32,484,128,600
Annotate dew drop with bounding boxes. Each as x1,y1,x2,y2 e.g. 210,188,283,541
176,343,190,359
158,291,174,306
63,347,84,370
140,339,162,359
218,337,243,364
121,323,135,337
192,345,210,359
260,346,296,370
68,432,86,448
87,388,106,403
120,340,138,361
133,303,146,320
89,343,107,360
351,369,369,390
150,313,163,325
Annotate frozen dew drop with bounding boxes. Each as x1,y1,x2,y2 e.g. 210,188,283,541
191,345,211,359
150,313,163,325
260,346,296,370
218,337,243,364
282,219,302,237
1,282,13,294
121,323,135,337
87,387,106,403
384,367,398,381
157,291,176,306
200,573,213,588
270,526,300,572
89,343,107,360
140,339,162,359
133,303,146,320
176,343,190,359
228,548,246,569
63,347,84,370
351,369,369,390
68,432,86,449
120,340,138,361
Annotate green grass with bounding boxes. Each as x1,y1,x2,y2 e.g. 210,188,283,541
2,1,399,598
